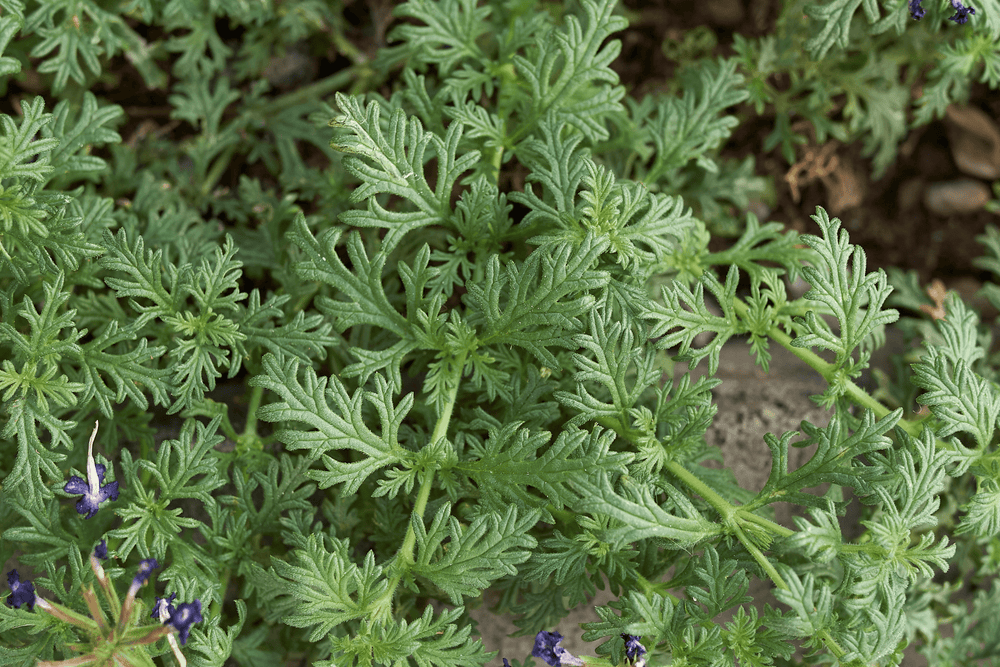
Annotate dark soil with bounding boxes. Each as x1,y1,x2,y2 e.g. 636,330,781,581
613,0,1000,289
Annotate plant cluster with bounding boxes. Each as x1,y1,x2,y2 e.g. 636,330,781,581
732,0,999,180
1,0,1000,665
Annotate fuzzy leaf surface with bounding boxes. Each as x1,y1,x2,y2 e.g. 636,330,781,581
251,354,409,495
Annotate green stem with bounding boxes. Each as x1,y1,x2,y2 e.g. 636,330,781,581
371,464,436,624
663,461,790,557
732,506,848,660
730,520,789,592
544,503,575,525
663,461,793,539
634,573,683,604
664,460,736,522
490,145,503,185
430,350,466,446
259,68,358,115
217,403,239,442
666,460,849,658
201,144,237,197
138,436,154,492
211,567,231,621
728,296,948,448
369,351,467,622
243,384,264,442
35,597,101,634
838,543,885,556
740,509,794,538
397,468,436,569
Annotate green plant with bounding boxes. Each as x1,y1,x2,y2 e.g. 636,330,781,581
733,0,998,177
1,0,999,665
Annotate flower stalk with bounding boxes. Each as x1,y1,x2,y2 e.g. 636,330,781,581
5,544,201,667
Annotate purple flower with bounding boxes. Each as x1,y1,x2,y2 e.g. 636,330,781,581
908,0,925,19
132,559,158,589
6,570,36,611
90,539,111,587
152,592,178,622
621,635,647,664
166,600,203,645
152,593,202,645
503,661,511,667
64,422,119,519
119,558,160,631
532,631,584,667
947,0,975,23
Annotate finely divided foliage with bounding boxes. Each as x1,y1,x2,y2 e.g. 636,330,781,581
1,0,1000,665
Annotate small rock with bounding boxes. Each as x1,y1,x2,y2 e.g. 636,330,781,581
923,178,991,216
944,105,1000,180
703,0,745,27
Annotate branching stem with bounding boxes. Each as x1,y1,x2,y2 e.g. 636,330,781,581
374,350,466,621
729,296,949,449
664,460,735,522
657,389,886,667
667,458,849,659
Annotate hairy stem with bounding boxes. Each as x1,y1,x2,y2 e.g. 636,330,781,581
664,457,795,539
243,384,264,442
371,350,466,622
729,296,948,447
666,459,850,657
740,507,794,538
665,460,736,522
372,466,436,624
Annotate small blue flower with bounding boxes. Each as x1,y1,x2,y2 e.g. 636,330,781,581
621,635,646,664
908,0,925,19
64,422,119,519
152,592,178,622
532,631,563,666
947,0,975,23
94,540,108,560
64,464,119,518
532,631,584,667
6,570,36,611
114,558,161,633
166,599,203,645
503,661,511,667
132,559,158,589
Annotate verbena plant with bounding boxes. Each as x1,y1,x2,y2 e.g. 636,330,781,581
734,0,998,178
1,0,999,665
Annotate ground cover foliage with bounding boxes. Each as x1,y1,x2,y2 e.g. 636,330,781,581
1,0,1000,665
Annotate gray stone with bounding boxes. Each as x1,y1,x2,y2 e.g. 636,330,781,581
704,0,746,27
923,178,991,216
945,105,1000,180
